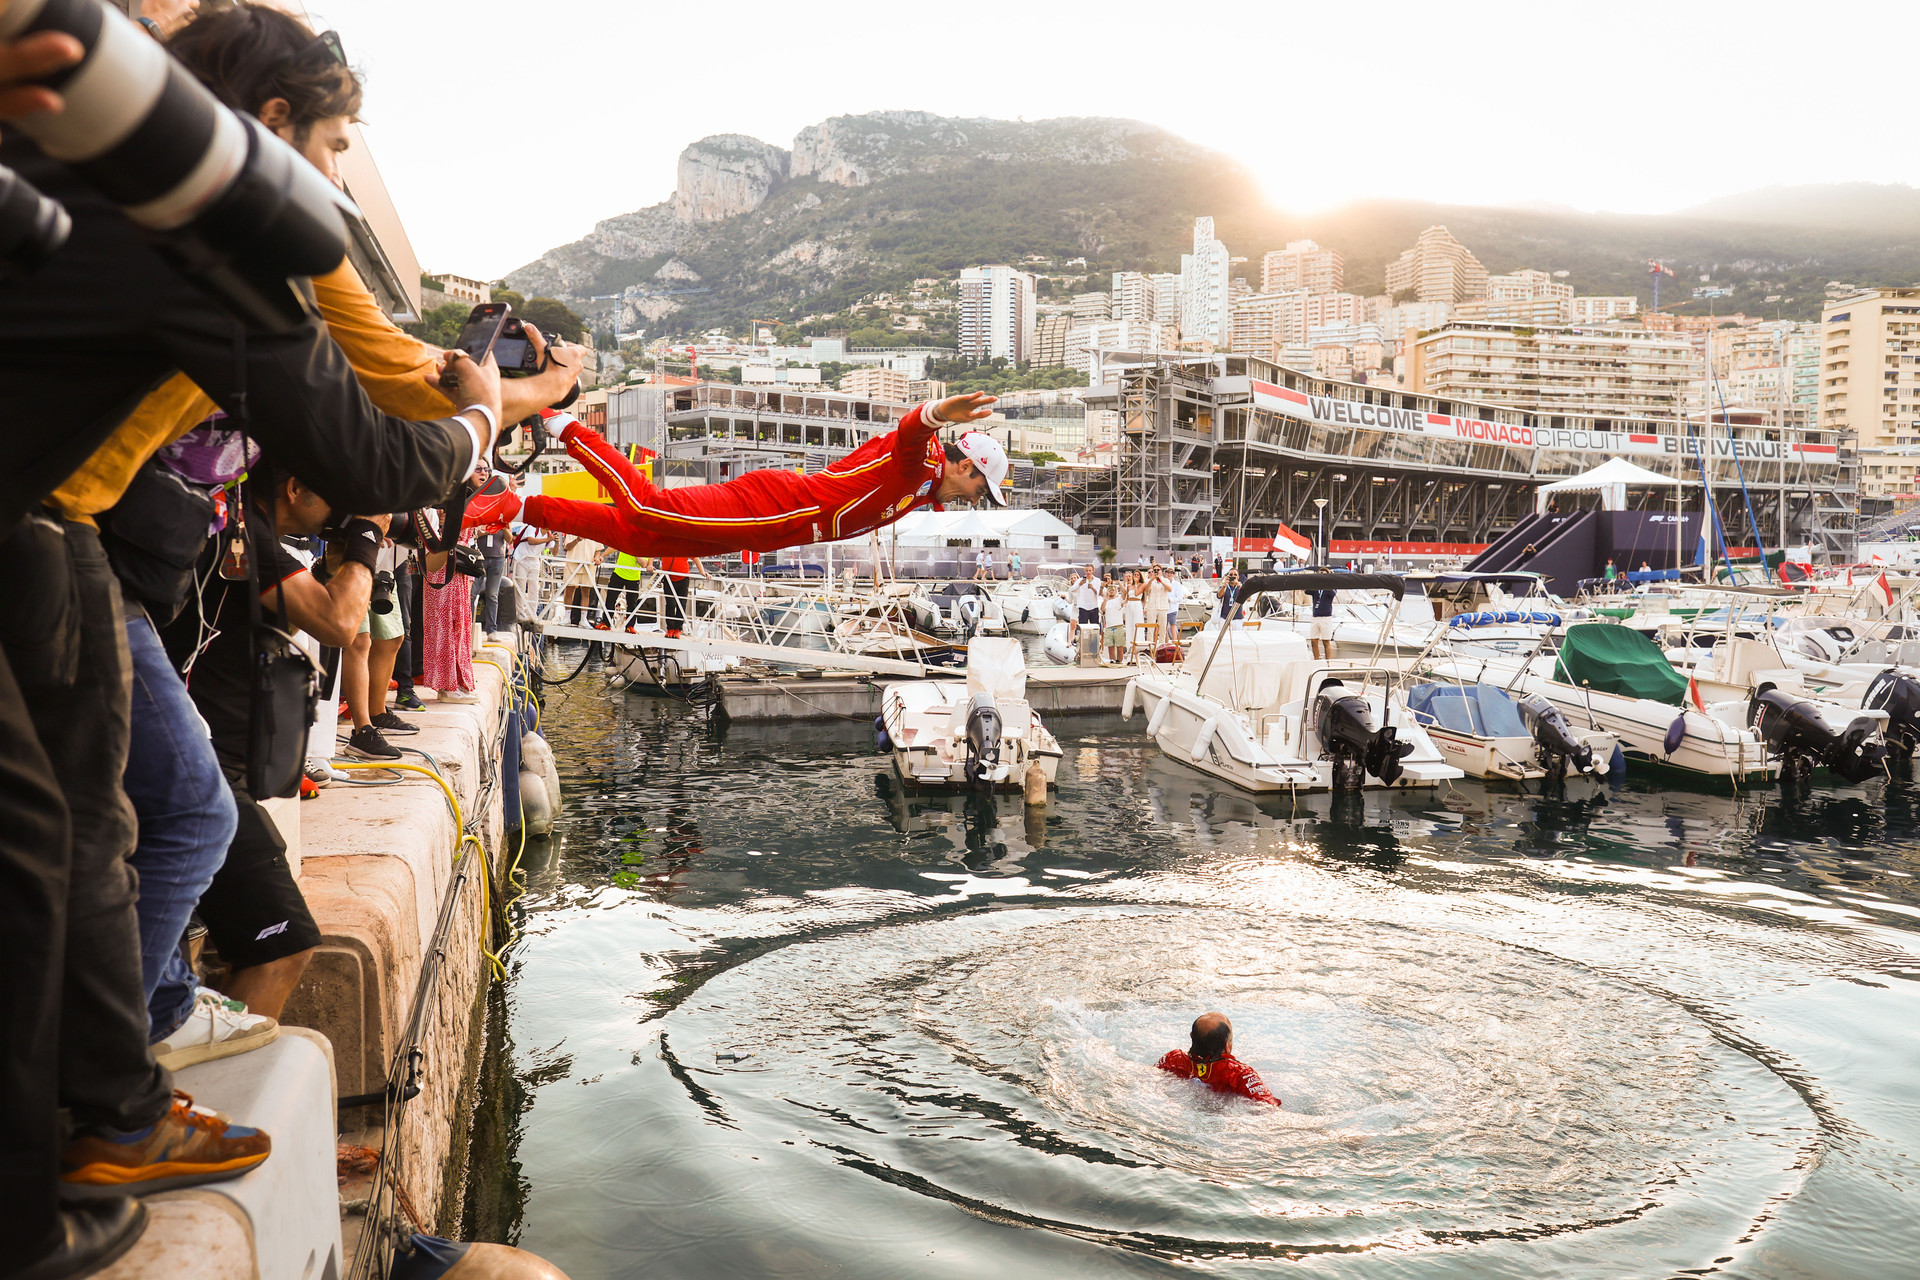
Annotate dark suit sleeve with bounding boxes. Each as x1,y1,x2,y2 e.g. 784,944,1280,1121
151,298,472,518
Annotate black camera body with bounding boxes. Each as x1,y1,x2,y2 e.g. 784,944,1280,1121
493,317,546,379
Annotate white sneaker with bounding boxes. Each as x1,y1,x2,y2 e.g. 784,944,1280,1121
436,689,480,704
153,989,279,1071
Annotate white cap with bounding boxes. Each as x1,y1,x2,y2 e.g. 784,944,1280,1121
955,430,1009,507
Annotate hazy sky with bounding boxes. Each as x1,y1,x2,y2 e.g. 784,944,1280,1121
305,0,1908,281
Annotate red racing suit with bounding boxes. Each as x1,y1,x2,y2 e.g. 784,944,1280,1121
1156,1050,1282,1106
521,404,947,558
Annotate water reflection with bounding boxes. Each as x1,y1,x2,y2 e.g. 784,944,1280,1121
473,682,1920,1280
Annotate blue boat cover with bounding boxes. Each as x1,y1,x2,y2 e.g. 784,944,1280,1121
1408,683,1530,737
1447,609,1563,628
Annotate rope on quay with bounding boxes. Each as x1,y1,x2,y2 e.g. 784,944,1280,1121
336,638,544,1278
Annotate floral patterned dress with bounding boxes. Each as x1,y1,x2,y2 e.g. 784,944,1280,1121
422,555,475,694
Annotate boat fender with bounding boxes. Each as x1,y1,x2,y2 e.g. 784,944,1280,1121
1663,714,1687,756
520,732,563,819
389,1234,571,1280
875,729,892,753
1024,762,1048,806
1608,744,1627,779
873,714,887,735
1191,713,1222,763
1121,679,1138,720
1146,690,1173,737
517,770,553,837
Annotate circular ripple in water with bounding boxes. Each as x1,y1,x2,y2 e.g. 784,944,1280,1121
665,906,1812,1260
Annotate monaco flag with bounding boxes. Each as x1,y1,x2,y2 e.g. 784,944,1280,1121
1876,571,1895,606
1274,522,1314,561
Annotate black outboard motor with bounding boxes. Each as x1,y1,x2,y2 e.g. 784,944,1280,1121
1517,693,1596,778
1315,688,1412,790
1863,670,1920,759
1750,688,1888,785
963,691,1002,791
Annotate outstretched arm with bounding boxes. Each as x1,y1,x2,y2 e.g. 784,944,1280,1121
894,392,997,476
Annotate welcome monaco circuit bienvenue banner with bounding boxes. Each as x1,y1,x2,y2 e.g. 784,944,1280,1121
1245,380,1839,467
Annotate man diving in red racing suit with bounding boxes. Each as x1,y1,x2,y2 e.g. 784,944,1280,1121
1157,1011,1282,1107
519,392,1007,558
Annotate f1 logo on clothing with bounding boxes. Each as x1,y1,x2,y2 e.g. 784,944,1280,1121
255,921,289,941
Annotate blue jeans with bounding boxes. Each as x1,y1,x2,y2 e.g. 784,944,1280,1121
470,555,507,632
123,611,237,1040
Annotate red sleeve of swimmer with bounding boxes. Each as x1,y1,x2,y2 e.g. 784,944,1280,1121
1234,1063,1282,1107
1156,1050,1192,1078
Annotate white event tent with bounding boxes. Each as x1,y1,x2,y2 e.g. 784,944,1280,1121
1535,457,1691,513
879,508,1082,552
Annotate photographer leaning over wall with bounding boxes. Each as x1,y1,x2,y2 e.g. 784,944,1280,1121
0,4,571,1275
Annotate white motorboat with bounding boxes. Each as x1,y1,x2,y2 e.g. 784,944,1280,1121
1406,680,1618,782
994,575,1074,634
920,582,1009,638
1042,620,1076,666
1433,622,1778,783
1122,572,1464,794
878,638,1062,791
610,618,744,691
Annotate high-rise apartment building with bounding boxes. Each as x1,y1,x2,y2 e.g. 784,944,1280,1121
1569,296,1639,326
1260,239,1344,295
1403,321,1695,420
1484,268,1572,304
1384,225,1489,305
1179,217,1232,348
838,367,910,401
1304,291,1366,329
1072,291,1113,322
958,265,1037,363
1151,272,1182,327
1032,312,1073,367
1228,290,1308,359
1453,297,1572,325
1110,272,1159,325
1821,287,1920,451
1379,301,1453,346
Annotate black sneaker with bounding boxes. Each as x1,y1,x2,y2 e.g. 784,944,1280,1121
393,690,425,711
371,711,419,736
344,725,402,761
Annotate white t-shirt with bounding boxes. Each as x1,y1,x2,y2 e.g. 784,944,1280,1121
1102,593,1125,626
1167,579,1186,610
1077,578,1102,611
978,550,993,568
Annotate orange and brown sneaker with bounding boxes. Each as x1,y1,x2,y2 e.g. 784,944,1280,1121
60,1091,270,1199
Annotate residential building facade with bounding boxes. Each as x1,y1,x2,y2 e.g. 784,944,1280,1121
1569,295,1639,326
1179,217,1232,348
1403,321,1695,421
1822,289,1920,485
1260,239,1344,295
959,264,1037,362
839,366,910,401
1032,312,1073,367
1110,271,1160,325
1383,225,1488,304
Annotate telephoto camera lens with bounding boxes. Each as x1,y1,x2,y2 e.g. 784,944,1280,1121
371,569,396,615
0,162,69,277
0,0,358,329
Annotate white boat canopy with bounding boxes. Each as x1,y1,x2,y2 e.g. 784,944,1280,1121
882,508,1081,549
1535,456,1694,513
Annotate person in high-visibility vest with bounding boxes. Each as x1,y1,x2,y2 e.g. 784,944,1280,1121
611,551,646,632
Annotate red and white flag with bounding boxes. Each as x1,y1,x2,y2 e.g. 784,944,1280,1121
1273,522,1314,561
1876,571,1895,607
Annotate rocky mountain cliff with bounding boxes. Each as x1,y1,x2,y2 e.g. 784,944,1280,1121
508,111,1920,335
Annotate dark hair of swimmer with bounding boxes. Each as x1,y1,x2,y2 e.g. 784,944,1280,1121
1190,1012,1232,1064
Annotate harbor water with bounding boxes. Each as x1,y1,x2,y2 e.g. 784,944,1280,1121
468,652,1920,1279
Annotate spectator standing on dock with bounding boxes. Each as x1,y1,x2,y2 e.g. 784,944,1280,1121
511,522,552,619
422,535,479,703
1102,578,1127,663
1123,572,1148,660
1009,549,1023,578
1213,553,1224,579
470,523,509,634
561,534,602,626
1218,569,1242,620
1309,588,1337,660
975,547,994,581
661,556,704,638
1074,569,1102,642
1165,571,1185,645
1145,567,1171,651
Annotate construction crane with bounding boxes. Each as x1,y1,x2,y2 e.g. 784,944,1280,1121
748,318,785,344
1648,260,1675,313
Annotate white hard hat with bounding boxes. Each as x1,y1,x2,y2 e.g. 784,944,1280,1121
955,430,1009,507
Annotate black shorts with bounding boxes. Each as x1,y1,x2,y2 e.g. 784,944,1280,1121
1077,607,1100,625
197,784,321,969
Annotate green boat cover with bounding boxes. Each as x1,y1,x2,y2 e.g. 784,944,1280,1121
1551,622,1690,706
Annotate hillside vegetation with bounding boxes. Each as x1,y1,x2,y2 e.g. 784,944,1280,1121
506,111,1920,338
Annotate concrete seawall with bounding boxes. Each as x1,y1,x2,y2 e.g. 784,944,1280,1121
102,637,526,1280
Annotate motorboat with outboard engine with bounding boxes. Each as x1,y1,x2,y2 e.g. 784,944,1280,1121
877,637,1062,791
1123,572,1463,793
994,576,1074,634
1406,681,1618,782
921,582,1009,639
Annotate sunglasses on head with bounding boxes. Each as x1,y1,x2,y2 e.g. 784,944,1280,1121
301,29,347,66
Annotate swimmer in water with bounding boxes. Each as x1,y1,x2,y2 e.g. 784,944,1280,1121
1156,1012,1282,1107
